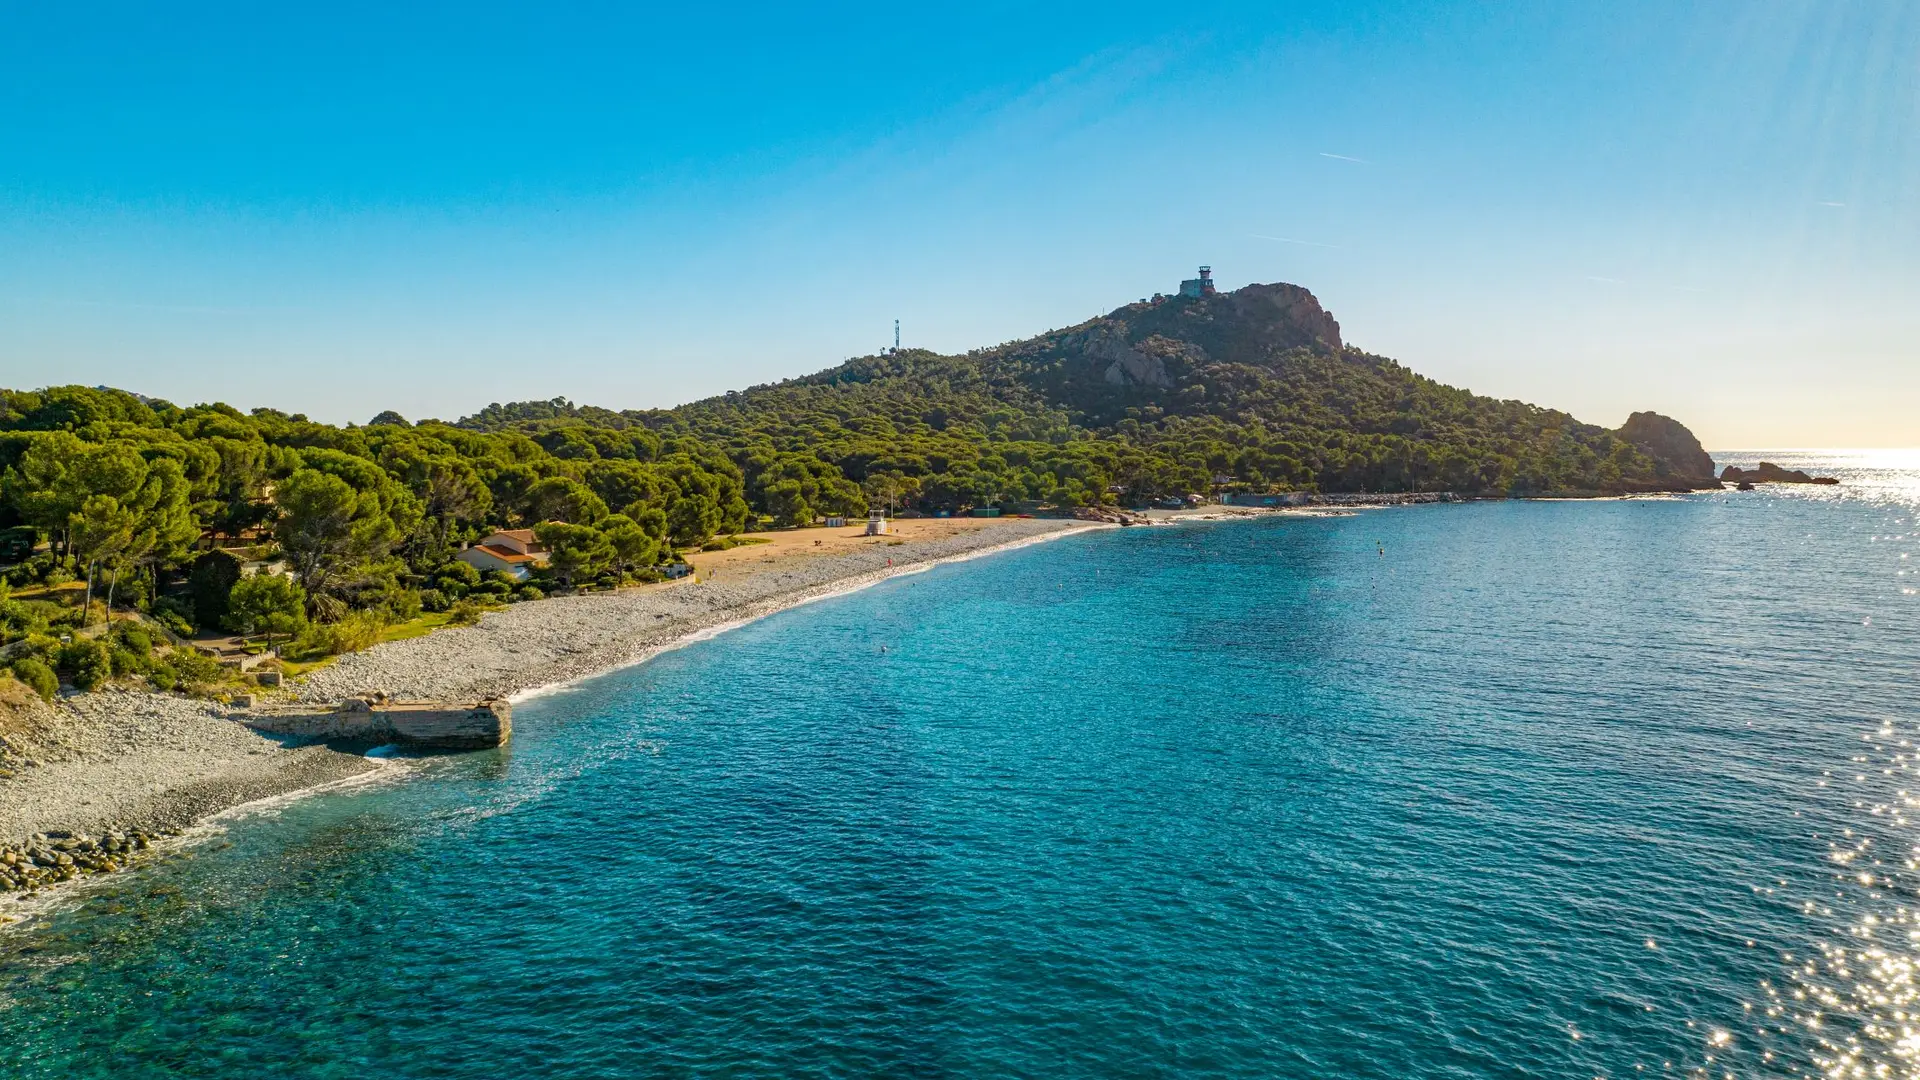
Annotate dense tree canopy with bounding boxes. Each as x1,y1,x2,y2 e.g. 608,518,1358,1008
0,282,1710,650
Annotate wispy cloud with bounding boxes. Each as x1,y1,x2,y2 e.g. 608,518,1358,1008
1319,152,1369,163
1250,234,1341,248
1818,200,1846,207
1585,275,1624,284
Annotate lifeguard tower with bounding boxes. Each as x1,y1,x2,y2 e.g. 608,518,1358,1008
864,509,888,536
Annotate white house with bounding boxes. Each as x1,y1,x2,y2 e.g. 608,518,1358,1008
457,528,549,581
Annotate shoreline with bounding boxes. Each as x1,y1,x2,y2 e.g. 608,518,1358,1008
501,518,1109,705
1,517,1104,918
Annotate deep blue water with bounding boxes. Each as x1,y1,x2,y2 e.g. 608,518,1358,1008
4,453,1918,1079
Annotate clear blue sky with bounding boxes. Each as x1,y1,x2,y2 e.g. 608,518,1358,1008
3,1,1915,446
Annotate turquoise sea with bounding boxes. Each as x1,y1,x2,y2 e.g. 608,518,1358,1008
4,451,1918,1079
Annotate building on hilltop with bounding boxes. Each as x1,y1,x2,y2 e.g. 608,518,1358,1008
1179,266,1216,298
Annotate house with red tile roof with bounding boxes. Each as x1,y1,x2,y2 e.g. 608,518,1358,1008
456,528,550,581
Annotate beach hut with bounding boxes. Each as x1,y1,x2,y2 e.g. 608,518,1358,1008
864,510,888,536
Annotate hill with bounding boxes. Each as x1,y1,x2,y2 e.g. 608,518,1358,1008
0,278,1716,670
622,279,1718,505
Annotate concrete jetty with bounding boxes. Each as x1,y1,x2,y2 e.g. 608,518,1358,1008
233,697,511,750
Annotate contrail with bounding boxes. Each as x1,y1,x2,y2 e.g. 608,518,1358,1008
1319,152,1369,163
1250,234,1341,248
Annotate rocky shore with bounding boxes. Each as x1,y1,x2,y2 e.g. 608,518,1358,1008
0,688,381,905
2,517,1092,909
2,829,160,893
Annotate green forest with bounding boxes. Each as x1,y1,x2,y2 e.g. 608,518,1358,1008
0,283,1709,694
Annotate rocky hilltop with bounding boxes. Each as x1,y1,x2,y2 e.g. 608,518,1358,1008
599,274,1722,497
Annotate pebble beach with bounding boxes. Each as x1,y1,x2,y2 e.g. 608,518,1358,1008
0,517,1093,908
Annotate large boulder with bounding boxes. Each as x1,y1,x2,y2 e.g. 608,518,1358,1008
1617,411,1717,482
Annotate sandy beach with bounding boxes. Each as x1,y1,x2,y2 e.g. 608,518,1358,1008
0,516,1095,902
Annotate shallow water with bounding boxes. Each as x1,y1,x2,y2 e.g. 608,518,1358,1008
4,453,1918,1078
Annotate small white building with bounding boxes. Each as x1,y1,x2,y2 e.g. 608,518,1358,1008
457,528,549,581
864,510,888,536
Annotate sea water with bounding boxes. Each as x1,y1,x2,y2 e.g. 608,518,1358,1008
3,452,1917,1079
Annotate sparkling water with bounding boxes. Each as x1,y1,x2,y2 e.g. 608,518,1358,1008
4,453,1917,1078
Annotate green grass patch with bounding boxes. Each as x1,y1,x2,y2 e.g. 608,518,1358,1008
696,534,773,552
376,611,457,644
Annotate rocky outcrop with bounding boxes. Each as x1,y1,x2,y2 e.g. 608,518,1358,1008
1212,282,1344,353
1083,324,1172,388
1721,463,1839,486
1053,280,1349,393
1617,411,1718,484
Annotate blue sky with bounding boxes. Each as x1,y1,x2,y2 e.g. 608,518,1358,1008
3,1,1915,445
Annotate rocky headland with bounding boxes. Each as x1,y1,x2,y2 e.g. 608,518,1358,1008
1617,411,1721,487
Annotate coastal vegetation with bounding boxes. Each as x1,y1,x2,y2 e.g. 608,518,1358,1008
0,281,1717,694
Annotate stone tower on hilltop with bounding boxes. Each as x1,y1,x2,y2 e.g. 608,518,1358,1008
1179,266,1217,298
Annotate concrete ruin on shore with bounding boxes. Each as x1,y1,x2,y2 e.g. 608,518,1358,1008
232,697,511,750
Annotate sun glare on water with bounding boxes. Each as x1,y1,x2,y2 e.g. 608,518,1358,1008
1761,724,1920,1079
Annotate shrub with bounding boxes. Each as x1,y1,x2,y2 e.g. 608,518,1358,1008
7,552,77,588
56,639,111,691
111,623,154,657
418,588,450,613
16,633,59,663
384,589,423,623
446,599,484,626
110,647,148,676
432,561,482,597
167,648,226,688
147,664,178,692
10,657,56,701
334,610,387,652
291,611,388,659
151,597,196,637
513,586,545,603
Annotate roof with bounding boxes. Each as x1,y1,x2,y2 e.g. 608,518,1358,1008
465,543,539,564
496,529,537,543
